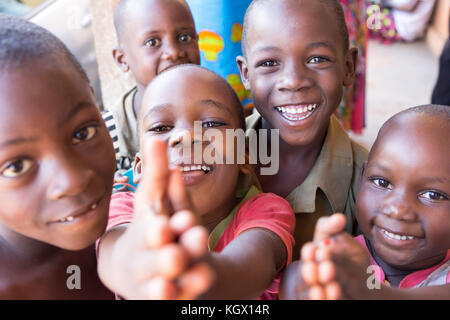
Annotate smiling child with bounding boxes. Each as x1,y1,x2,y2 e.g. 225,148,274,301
237,0,368,258
104,0,201,171
0,15,115,299
97,65,295,300
282,105,450,299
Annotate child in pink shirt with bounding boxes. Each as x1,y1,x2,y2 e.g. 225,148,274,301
97,65,295,300
281,105,449,299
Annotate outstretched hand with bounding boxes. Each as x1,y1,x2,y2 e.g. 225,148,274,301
110,138,214,299
298,214,371,300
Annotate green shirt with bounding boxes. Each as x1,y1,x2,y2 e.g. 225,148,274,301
246,113,368,260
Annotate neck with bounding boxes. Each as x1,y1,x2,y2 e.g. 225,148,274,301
0,225,60,263
200,196,240,234
261,117,327,162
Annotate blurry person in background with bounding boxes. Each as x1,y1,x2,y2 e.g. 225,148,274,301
0,0,32,16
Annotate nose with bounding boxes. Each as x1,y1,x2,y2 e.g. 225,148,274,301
46,151,94,200
382,191,417,222
276,61,313,92
168,126,203,148
161,39,186,61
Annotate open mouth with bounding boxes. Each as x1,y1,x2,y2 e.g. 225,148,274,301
375,225,424,248
180,164,213,174
177,164,214,186
275,103,319,121
53,198,102,224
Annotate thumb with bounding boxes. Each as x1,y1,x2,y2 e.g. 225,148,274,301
313,213,347,243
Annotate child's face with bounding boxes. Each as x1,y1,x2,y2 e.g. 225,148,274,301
137,68,244,217
238,0,355,146
115,0,200,88
356,114,450,270
0,58,116,251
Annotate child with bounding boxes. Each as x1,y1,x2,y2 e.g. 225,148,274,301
104,0,201,171
282,105,450,299
97,65,295,299
236,0,368,258
0,15,116,299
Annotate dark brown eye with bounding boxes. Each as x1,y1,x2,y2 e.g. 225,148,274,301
72,126,97,144
419,191,448,201
1,159,34,178
371,178,392,189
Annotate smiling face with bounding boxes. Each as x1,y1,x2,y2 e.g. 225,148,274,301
0,57,116,250
114,0,200,90
356,113,450,270
238,0,356,147
137,66,244,219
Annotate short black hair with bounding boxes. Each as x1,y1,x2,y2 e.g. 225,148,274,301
114,0,193,43
0,14,89,82
241,0,350,57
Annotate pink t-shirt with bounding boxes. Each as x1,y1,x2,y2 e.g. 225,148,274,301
356,235,450,288
106,191,295,299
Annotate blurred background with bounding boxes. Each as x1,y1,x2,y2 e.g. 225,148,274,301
1,0,448,150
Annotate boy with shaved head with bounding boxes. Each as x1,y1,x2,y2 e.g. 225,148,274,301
103,0,200,171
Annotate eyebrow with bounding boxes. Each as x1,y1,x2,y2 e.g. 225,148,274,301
60,101,96,125
144,103,173,122
199,99,233,115
252,45,282,54
0,137,39,149
306,41,336,51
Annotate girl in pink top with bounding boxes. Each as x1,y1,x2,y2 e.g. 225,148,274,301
97,65,295,300
281,105,450,299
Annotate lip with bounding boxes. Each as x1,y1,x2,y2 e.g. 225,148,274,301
174,163,214,186
274,102,320,123
373,224,424,249
49,195,104,225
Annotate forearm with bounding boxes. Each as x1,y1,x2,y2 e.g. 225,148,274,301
96,224,129,291
198,229,286,300
279,261,301,300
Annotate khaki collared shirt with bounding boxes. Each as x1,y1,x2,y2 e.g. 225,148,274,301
246,113,368,260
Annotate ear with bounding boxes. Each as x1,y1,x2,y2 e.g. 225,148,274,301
133,152,143,184
112,46,130,73
239,136,254,176
236,55,251,91
359,160,367,186
343,47,358,87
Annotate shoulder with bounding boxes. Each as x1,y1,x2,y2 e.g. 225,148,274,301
349,138,369,171
234,192,295,235
239,193,294,218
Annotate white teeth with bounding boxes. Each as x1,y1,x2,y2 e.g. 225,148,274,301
182,165,211,172
91,203,97,210
276,104,317,114
382,229,415,241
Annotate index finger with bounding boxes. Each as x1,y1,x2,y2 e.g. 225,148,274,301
135,138,171,217
312,213,347,243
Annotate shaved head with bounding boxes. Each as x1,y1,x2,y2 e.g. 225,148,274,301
114,0,193,43
370,104,450,160
241,0,349,57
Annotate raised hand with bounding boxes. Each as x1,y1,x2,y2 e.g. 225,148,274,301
107,138,214,299
299,214,371,300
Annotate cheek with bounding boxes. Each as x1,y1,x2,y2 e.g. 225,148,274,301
187,46,201,64
355,185,380,232
0,186,45,237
